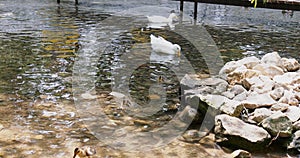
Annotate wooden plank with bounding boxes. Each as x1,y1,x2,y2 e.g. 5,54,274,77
173,0,300,11
194,0,198,19
180,0,184,11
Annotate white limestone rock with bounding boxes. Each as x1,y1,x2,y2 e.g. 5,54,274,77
273,72,299,85
229,85,247,95
261,52,282,68
220,100,244,117
227,65,248,85
241,93,277,109
249,108,274,123
279,90,299,106
270,87,285,101
238,56,260,69
219,56,260,79
285,106,300,122
282,57,300,72
252,63,284,78
233,92,248,101
215,114,271,149
270,103,289,111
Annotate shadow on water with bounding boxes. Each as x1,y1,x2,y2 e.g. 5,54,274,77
0,0,299,157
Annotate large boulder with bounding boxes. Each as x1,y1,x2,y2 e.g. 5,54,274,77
215,114,271,150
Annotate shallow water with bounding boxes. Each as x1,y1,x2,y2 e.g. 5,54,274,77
0,0,299,157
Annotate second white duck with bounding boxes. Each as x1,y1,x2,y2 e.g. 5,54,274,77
147,13,178,23
150,34,181,56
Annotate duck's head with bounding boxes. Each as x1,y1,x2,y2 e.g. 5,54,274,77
173,44,181,57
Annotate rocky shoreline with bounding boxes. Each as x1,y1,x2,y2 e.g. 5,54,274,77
181,52,300,157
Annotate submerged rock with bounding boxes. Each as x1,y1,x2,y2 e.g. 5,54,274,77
230,149,252,158
214,114,271,150
181,74,227,91
261,111,293,137
180,129,208,143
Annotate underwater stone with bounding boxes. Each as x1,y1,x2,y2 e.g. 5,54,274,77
230,149,252,158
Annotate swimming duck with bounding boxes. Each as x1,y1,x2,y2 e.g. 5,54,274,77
150,34,181,56
73,146,96,158
147,12,178,23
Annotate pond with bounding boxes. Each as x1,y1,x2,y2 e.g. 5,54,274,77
0,0,299,157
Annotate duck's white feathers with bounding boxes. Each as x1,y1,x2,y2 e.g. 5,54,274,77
147,13,178,23
150,34,180,55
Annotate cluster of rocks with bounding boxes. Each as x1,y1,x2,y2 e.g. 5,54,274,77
181,52,300,155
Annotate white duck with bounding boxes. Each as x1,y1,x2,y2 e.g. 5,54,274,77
147,13,178,23
150,34,181,56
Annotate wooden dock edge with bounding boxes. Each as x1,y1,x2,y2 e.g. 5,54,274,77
175,0,300,11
